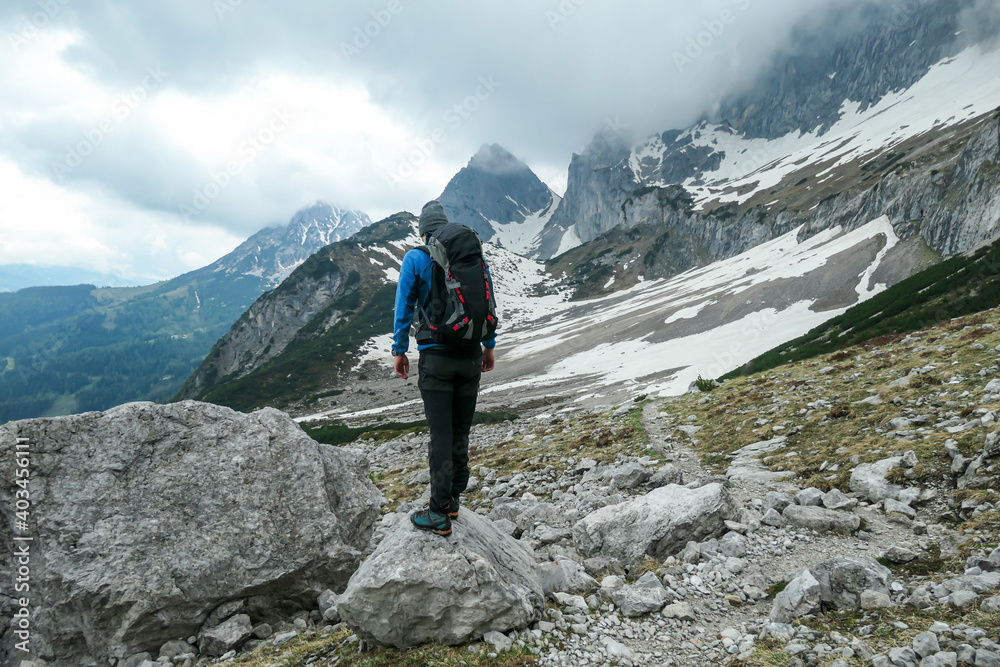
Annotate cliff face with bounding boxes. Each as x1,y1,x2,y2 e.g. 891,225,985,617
541,0,1000,275
542,0,1000,291
550,112,998,298
541,141,637,252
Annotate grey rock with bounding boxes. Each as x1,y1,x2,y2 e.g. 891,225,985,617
782,505,860,534
661,601,697,621
795,487,826,506
770,570,821,623
483,630,513,653
0,401,380,667
849,457,904,503
958,646,979,664
681,541,701,563
199,613,252,657
938,531,972,559
901,450,919,468
337,510,543,647
885,498,917,518
204,599,245,629
609,462,652,490
611,571,669,617
822,488,858,510
761,508,785,527
861,589,893,609
882,546,918,564
888,646,918,666
948,590,979,608
602,638,636,662
761,622,796,642
890,417,913,430
912,631,940,657
120,653,153,667
572,483,738,563
250,623,272,640
930,653,958,667
763,491,794,514
318,590,339,623
272,630,298,646
812,558,893,610
977,650,1000,667
583,557,625,578
647,463,684,489
157,640,196,660
981,595,1000,612
537,559,599,596
985,431,1000,459
719,531,748,558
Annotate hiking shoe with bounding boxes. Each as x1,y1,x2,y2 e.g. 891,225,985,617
425,500,459,519
410,508,452,536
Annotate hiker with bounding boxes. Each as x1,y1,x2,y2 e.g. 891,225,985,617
391,200,498,536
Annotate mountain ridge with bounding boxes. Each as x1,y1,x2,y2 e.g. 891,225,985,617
0,202,370,422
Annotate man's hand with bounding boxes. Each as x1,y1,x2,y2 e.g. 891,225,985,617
482,348,495,373
394,353,410,379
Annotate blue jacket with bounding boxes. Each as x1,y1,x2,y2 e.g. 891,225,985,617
392,247,497,355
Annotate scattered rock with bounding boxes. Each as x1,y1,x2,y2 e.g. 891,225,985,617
199,614,252,657
811,558,893,611
770,570,822,623
483,630,513,652
781,505,860,534
537,559,599,596
611,571,669,617
572,483,739,563
822,488,858,510
661,601,697,621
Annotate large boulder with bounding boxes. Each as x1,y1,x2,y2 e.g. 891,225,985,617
0,401,381,667
811,558,894,610
337,509,544,648
572,483,739,564
769,558,893,622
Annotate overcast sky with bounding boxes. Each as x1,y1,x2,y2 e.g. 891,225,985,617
0,0,880,282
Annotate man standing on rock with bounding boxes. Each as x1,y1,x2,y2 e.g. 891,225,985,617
391,200,497,536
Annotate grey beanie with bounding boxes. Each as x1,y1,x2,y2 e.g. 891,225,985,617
419,200,449,237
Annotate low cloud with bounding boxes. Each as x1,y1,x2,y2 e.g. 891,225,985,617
0,0,897,274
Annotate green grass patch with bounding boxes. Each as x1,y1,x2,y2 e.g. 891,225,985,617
228,627,538,667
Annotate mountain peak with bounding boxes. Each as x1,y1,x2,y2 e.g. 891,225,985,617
439,146,554,246
467,144,527,176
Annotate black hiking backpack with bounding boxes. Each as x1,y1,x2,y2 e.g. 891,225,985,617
415,223,499,348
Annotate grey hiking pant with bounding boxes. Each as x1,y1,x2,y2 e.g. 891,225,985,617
418,348,482,513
